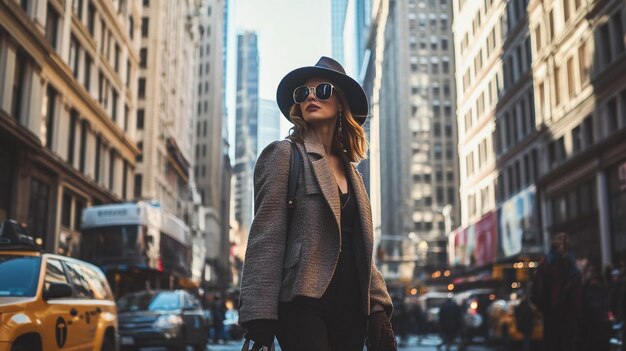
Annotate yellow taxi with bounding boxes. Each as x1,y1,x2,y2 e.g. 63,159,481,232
0,219,118,351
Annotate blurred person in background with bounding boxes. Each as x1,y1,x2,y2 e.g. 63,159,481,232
514,292,535,351
211,293,226,344
580,264,611,351
437,298,463,351
531,232,582,351
238,57,395,351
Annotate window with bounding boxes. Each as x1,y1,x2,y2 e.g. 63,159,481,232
79,120,88,173
45,4,60,50
87,2,96,36
554,66,561,106
441,38,448,50
73,0,83,20
612,11,625,56
111,90,118,121
600,23,612,66
66,262,93,298
122,160,128,199
109,149,116,191
583,115,594,147
124,104,129,131
42,85,57,149
140,48,147,67
563,0,570,22
69,35,80,78
68,110,78,165
44,259,68,292
126,59,131,87
114,44,120,72
134,174,142,198
95,135,101,182
578,42,589,85
136,142,143,162
141,17,149,37
11,51,27,120
100,20,106,53
128,15,134,39
138,78,146,98
28,178,49,242
567,57,575,98
572,125,582,153
84,53,92,91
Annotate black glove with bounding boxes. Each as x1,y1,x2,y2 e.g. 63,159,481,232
242,319,277,347
368,311,397,351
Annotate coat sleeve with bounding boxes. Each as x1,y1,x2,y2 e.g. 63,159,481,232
238,140,291,323
370,257,394,318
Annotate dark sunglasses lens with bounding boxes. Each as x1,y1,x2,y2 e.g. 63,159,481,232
293,86,310,103
316,83,332,100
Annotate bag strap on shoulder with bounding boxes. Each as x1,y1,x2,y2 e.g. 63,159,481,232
286,140,302,230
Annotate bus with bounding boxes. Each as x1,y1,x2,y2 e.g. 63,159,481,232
80,202,191,296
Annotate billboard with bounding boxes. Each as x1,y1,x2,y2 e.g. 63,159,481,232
449,186,541,267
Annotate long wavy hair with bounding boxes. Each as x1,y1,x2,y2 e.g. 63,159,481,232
286,87,368,163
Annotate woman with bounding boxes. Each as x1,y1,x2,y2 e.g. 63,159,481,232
238,57,396,351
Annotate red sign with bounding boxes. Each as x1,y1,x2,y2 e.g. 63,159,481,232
473,211,498,266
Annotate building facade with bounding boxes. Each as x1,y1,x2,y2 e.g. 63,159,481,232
233,31,259,238
530,0,625,266
377,0,459,280
450,0,625,276
133,0,200,224
0,0,140,255
193,0,232,290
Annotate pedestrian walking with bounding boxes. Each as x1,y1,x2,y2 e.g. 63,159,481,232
211,294,226,344
530,232,583,351
514,293,534,351
580,264,611,351
238,56,395,351
437,298,463,351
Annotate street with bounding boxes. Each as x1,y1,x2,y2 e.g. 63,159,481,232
200,335,495,351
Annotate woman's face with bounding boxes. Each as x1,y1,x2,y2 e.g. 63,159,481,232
298,77,341,125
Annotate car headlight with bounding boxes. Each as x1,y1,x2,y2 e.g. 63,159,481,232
153,314,183,329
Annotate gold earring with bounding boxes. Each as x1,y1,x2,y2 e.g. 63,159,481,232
338,111,343,138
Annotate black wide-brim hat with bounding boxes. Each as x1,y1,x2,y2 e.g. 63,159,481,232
276,56,369,125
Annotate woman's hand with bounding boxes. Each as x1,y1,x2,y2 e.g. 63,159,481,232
242,319,277,347
368,311,397,351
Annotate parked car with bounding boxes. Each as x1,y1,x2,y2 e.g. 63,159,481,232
0,219,118,351
117,290,208,351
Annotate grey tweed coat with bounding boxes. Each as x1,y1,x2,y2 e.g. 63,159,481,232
238,132,393,323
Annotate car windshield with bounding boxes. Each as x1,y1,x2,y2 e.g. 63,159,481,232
117,291,180,312
0,255,41,297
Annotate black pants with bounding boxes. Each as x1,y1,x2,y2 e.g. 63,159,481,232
277,251,366,351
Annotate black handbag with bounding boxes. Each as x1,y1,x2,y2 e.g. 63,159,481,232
240,140,302,351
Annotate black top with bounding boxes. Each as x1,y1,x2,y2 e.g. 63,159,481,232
339,182,357,252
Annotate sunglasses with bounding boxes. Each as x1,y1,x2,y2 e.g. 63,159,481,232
292,82,335,104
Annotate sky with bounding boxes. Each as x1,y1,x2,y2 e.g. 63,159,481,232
226,0,333,148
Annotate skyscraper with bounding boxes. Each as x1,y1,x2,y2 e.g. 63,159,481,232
134,0,201,224
234,32,259,237
378,0,459,280
258,99,282,154
332,0,349,64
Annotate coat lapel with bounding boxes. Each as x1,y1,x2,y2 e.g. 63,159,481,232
342,155,374,262
303,133,341,232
